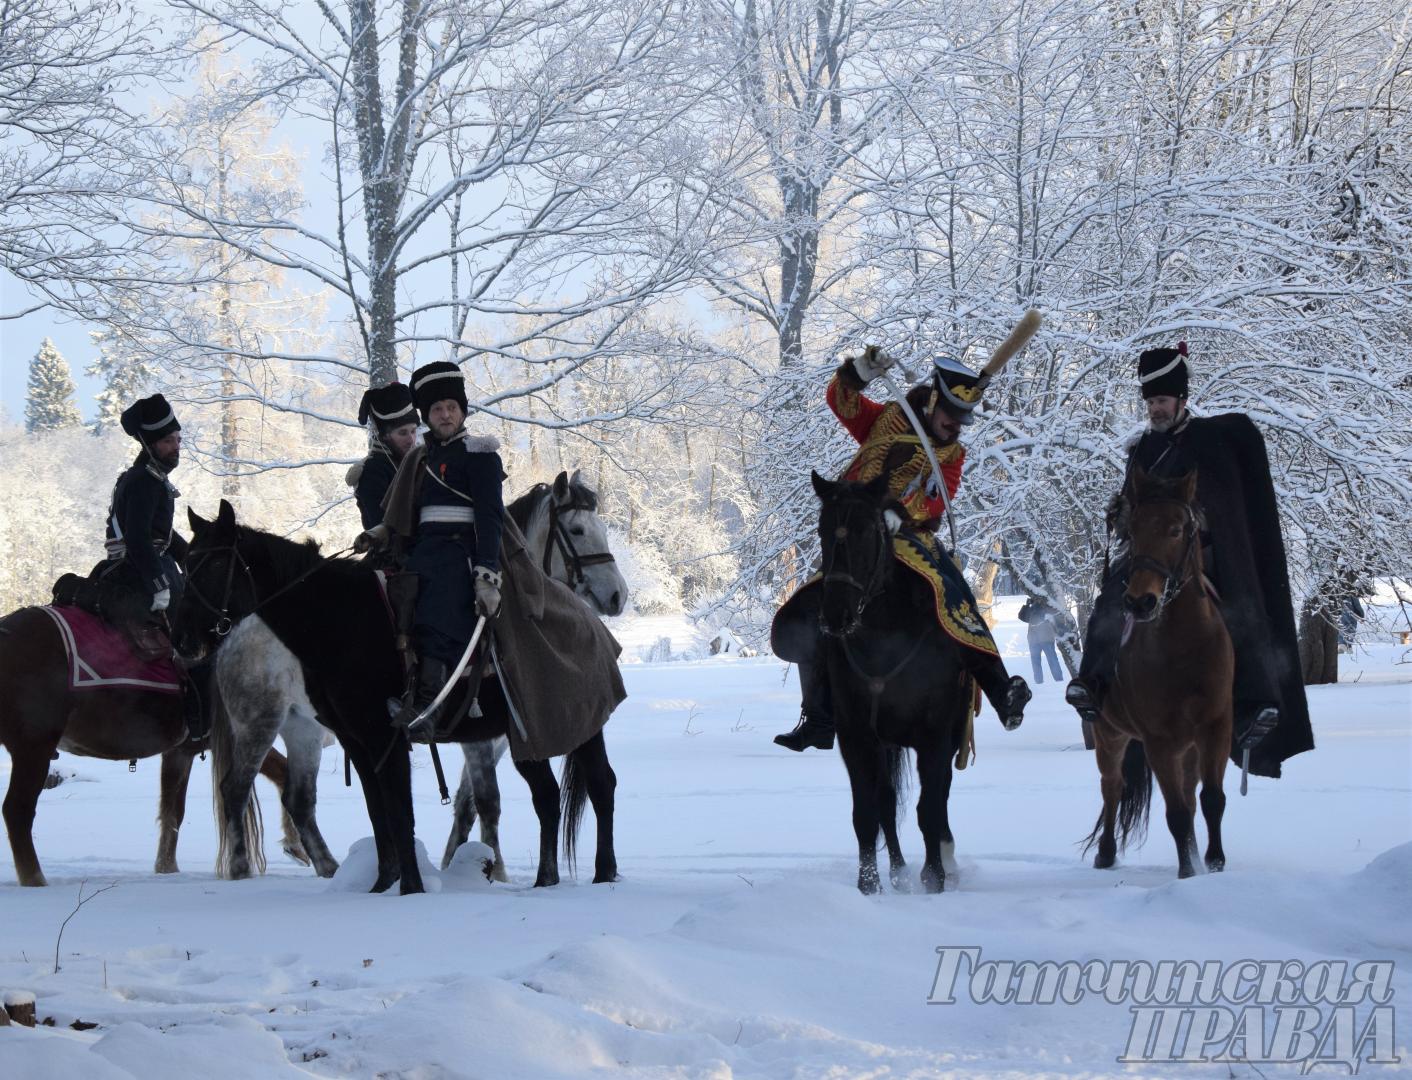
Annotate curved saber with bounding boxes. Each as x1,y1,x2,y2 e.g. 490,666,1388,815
411,608,489,729
876,309,1043,553
879,372,958,551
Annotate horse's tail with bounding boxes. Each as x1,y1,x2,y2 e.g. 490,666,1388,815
1083,740,1152,855
210,673,266,877
560,748,590,877
886,744,911,816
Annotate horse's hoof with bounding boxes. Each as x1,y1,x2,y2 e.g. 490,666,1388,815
534,871,560,888
370,873,398,893
283,843,312,867
920,871,945,895
1206,856,1225,873
592,871,620,884
1093,852,1116,870
857,869,880,895
1178,864,1196,880
491,863,509,884
888,863,909,891
399,880,425,896
154,861,178,875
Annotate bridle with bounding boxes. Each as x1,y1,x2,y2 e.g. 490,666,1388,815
182,541,256,639
819,501,894,637
543,491,617,591
1125,496,1201,616
183,536,351,640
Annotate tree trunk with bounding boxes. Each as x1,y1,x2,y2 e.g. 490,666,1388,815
1299,594,1339,685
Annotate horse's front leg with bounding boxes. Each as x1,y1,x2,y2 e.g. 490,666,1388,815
914,743,954,894
373,738,423,896
1148,744,1197,879
155,744,198,874
1091,726,1128,870
515,758,561,887
838,729,882,895
1199,717,1230,872
344,738,399,892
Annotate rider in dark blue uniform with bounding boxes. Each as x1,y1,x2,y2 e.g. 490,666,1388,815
103,393,209,740
105,394,188,622
349,381,419,532
358,361,505,738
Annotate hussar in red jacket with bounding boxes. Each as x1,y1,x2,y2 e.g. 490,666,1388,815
772,348,1032,751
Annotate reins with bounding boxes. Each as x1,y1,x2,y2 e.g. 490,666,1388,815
185,538,354,638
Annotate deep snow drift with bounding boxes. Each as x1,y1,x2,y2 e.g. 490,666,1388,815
2,611,1408,1078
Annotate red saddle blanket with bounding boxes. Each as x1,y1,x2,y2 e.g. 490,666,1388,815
40,605,182,695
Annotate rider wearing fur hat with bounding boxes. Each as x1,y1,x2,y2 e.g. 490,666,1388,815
772,347,1032,751
101,393,210,740
105,394,188,620
1066,343,1313,778
355,362,505,740
348,381,419,532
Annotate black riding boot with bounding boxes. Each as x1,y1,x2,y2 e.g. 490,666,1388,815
396,657,451,743
182,660,213,744
967,655,1031,730
1066,571,1127,724
774,659,835,751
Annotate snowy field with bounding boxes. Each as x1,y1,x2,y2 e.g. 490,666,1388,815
2,607,1410,1078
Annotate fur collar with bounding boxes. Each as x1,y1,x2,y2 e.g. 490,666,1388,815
430,429,500,453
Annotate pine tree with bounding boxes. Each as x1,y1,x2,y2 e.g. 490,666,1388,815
87,326,157,434
25,338,83,433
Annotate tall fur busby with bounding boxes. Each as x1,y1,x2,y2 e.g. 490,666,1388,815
119,393,180,445
358,381,417,435
1138,342,1190,400
410,361,468,421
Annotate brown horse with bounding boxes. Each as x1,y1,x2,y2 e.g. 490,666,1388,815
1086,468,1234,879
0,605,289,886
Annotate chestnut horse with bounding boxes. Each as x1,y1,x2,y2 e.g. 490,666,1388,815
1085,467,1234,878
0,605,289,886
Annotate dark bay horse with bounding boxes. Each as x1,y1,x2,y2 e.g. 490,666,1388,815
1085,467,1234,879
174,500,618,895
0,604,287,886
811,472,1011,895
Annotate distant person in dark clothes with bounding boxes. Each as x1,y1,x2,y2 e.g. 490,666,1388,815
1019,596,1066,684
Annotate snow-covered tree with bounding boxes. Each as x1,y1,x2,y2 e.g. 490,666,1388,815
0,0,174,317
25,339,83,433
88,325,159,434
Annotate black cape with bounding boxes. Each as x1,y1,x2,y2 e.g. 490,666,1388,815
1129,413,1313,777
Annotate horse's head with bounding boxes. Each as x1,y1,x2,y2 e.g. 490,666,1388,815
542,470,628,617
1122,467,1201,623
172,499,258,660
812,471,902,637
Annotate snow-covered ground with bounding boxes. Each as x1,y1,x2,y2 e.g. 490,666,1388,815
2,607,1409,1078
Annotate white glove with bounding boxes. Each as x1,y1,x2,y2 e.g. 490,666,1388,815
852,345,896,384
354,523,391,554
150,587,171,612
473,566,503,618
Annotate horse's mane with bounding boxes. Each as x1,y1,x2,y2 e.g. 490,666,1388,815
506,476,599,534
230,523,363,583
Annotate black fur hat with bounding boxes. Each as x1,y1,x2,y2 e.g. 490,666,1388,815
119,393,180,445
410,361,468,421
1138,342,1190,399
358,381,417,434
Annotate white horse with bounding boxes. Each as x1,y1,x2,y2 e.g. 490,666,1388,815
209,470,627,882
440,469,629,874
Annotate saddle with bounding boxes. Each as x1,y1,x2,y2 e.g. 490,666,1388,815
51,564,171,663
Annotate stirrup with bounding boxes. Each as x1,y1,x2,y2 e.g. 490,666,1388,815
1238,706,1279,752
1065,679,1101,723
